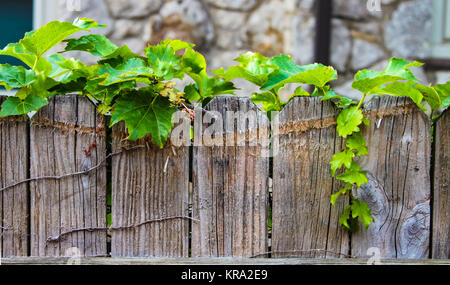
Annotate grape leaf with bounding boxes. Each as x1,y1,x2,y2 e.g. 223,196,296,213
330,150,354,176
145,43,185,80
331,183,352,207
346,132,368,156
46,54,91,84
351,199,374,230
0,43,52,73
85,79,135,113
182,48,236,100
20,18,105,58
434,82,450,109
95,58,153,86
212,52,277,87
290,86,310,99
321,89,357,108
63,34,118,57
110,90,176,147
0,64,36,90
337,162,368,187
184,84,201,102
383,57,422,81
336,106,364,138
0,93,48,117
72,17,107,29
379,81,426,112
415,83,441,112
262,54,332,92
352,58,422,95
339,205,352,229
251,92,284,113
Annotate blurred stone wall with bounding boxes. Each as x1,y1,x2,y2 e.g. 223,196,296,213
57,0,448,97
331,0,449,100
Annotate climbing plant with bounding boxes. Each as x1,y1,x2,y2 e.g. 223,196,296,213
215,53,449,232
1,18,449,231
0,18,235,148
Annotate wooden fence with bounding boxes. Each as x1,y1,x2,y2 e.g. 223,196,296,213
0,95,448,260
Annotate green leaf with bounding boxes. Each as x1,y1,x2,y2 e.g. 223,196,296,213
321,89,357,108
331,183,352,207
63,34,118,57
337,162,368,187
0,43,52,73
0,93,48,117
184,84,202,102
212,52,277,87
95,58,153,86
434,82,450,109
262,54,330,92
352,58,422,95
330,150,354,176
251,92,283,113
145,43,184,80
181,48,236,100
290,86,310,99
346,132,368,156
85,79,135,114
339,205,352,230
415,84,441,112
336,106,364,138
379,81,426,112
46,54,90,83
0,64,36,90
383,58,422,81
28,73,59,98
351,199,374,230
20,21,87,57
72,17,107,29
111,90,176,147
160,39,195,51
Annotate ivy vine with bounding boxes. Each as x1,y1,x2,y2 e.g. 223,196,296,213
0,18,449,232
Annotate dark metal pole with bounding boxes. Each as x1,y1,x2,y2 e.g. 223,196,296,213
314,0,333,65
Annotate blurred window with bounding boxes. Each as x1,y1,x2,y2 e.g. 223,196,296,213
0,0,34,66
431,0,450,58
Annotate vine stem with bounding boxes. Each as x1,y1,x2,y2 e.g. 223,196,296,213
356,92,368,109
32,56,39,72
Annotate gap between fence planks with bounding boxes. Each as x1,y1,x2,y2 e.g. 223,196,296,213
0,96,29,257
29,95,107,257
432,110,449,259
192,96,270,257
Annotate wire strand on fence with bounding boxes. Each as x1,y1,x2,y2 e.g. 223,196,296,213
46,216,200,243
0,145,147,193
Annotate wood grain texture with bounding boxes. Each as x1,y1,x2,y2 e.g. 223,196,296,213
0,96,29,257
30,95,107,257
192,96,270,257
432,110,449,259
272,97,349,258
3,257,449,265
352,96,431,259
111,123,189,257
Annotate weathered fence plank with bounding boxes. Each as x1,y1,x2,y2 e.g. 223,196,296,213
352,97,431,258
30,95,107,257
0,96,29,257
432,110,449,259
192,96,270,257
272,97,349,258
111,123,190,257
